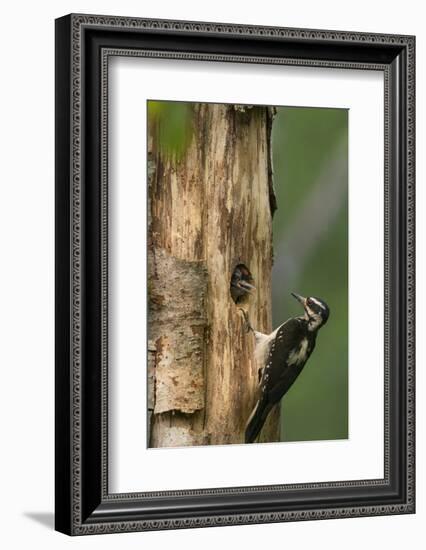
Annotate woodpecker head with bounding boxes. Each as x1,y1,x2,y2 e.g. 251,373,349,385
230,265,256,303
291,292,330,332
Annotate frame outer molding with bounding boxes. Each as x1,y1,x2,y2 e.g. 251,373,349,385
55,13,415,535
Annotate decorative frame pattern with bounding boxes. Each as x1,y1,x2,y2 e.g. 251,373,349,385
55,13,415,535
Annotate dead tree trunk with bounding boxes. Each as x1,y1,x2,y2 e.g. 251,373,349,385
148,103,279,447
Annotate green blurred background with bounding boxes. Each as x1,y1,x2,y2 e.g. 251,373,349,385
148,101,349,442
272,107,348,442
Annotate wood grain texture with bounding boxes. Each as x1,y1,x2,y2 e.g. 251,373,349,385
148,103,279,447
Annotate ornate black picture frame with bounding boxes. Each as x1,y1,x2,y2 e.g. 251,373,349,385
55,14,415,535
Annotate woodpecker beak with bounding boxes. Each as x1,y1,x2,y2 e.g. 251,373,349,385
238,280,256,294
291,292,306,307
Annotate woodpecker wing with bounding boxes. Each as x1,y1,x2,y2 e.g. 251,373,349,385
246,319,314,444
259,318,315,405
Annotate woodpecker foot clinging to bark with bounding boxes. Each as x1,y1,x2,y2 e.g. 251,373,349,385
239,307,254,333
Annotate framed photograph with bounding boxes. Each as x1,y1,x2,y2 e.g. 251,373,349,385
55,14,415,535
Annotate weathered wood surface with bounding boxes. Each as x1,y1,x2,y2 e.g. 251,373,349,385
148,104,279,447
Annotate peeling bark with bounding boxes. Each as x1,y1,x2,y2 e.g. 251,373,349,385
148,248,207,415
148,103,279,447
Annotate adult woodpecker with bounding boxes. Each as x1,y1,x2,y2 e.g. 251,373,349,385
245,292,330,444
230,265,256,303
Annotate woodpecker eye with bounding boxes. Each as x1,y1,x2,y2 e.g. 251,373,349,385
306,297,321,315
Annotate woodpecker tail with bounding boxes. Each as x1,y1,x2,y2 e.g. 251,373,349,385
245,399,273,444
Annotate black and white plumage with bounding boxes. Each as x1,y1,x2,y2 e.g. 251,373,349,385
245,293,330,444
